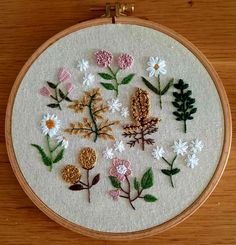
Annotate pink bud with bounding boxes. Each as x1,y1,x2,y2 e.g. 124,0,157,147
109,189,120,201
58,68,71,83
40,86,51,96
66,82,75,94
118,53,134,70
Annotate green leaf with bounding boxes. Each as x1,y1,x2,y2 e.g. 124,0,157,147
141,168,154,189
47,81,57,89
98,72,114,80
31,144,52,166
170,168,181,175
109,176,121,188
47,103,59,108
120,73,135,85
143,194,158,202
134,177,140,191
65,96,72,102
189,108,197,114
53,149,64,163
161,78,174,95
172,101,180,108
161,169,171,176
141,77,160,94
173,111,182,119
59,89,66,99
101,82,116,90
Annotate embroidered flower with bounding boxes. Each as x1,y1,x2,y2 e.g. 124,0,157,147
95,50,113,67
109,157,132,181
40,86,51,97
41,114,60,137
108,98,122,113
190,139,204,153
120,107,129,118
147,57,167,77
56,135,69,149
102,147,114,160
82,73,95,87
172,139,188,156
117,53,134,70
152,146,165,160
186,154,199,169
66,82,75,94
109,189,120,201
58,68,71,83
79,147,97,170
61,165,81,184
77,59,89,72
114,140,125,153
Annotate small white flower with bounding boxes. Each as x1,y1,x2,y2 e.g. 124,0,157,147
82,73,95,87
186,154,199,169
172,139,188,156
102,147,114,159
77,59,89,72
108,98,122,113
146,56,167,77
56,135,69,149
114,140,125,153
190,139,204,153
120,107,129,118
41,114,60,137
152,146,165,160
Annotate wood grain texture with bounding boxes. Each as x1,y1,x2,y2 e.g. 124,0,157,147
0,0,236,244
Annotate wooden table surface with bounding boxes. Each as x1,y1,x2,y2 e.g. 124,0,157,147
0,0,235,244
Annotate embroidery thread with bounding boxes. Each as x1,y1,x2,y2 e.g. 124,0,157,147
95,50,135,97
61,147,100,203
172,79,197,133
65,88,119,142
108,158,157,210
122,88,160,150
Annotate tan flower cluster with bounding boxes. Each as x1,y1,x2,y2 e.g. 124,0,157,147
61,165,81,184
79,147,97,170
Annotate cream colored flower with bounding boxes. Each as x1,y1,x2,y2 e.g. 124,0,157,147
56,135,69,149
147,57,167,77
41,114,60,137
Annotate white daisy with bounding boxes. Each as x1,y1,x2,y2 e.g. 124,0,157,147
114,140,125,153
41,114,60,138
120,107,129,118
190,139,204,153
186,154,199,169
56,135,69,149
107,98,122,113
82,73,95,87
77,59,89,72
152,146,165,160
172,139,188,156
102,147,114,160
146,56,167,77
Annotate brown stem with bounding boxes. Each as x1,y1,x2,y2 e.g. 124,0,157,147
131,189,143,202
125,175,136,210
87,169,91,203
141,128,145,151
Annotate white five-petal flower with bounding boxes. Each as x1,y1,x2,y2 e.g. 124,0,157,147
190,139,204,153
102,147,114,160
107,98,122,113
120,107,129,118
56,135,69,149
77,59,89,72
114,140,125,153
41,114,60,138
82,73,95,87
152,146,165,160
146,56,167,77
186,154,199,169
172,139,188,156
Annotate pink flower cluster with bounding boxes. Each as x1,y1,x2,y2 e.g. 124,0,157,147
117,53,134,70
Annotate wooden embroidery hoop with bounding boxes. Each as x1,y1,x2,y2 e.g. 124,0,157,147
5,15,232,240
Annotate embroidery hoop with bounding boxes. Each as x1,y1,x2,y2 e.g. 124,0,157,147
5,16,232,240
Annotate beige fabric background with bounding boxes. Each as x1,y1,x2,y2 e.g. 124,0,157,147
11,24,224,233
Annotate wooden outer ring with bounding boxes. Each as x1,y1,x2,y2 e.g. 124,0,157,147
5,16,232,240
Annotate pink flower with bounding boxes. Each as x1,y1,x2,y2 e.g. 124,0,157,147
66,82,75,94
118,53,134,70
95,50,113,67
40,86,51,96
109,189,120,201
109,157,132,182
58,68,71,83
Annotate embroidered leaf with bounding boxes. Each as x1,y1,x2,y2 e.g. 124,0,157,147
98,73,114,80
160,78,174,95
161,169,171,176
134,177,140,191
47,81,57,89
170,168,180,175
120,73,135,85
109,176,121,188
144,194,158,202
101,82,115,90
92,174,100,186
47,103,59,108
141,77,160,94
141,168,154,189
65,96,72,102
31,144,52,166
53,149,64,163
59,89,66,99
69,184,84,191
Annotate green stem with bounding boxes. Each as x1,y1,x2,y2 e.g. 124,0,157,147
51,141,62,153
180,85,187,133
88,95,99,142
162,155,177,188
108,66,119,97
46,135,53,171
157,74,162,109
55,84,62,110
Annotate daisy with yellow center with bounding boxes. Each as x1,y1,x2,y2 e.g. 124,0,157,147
41,114,60,137
147,57,167,77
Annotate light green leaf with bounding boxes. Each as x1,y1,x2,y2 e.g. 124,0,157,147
101,82,116,90
120,73,135,85
134,177,140,191
143,194,158,202
53,149,64,163
31,144,52,166
109,176,121,188
141,168,154,189
98,73,114,80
